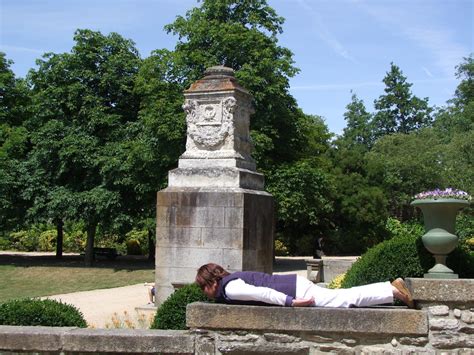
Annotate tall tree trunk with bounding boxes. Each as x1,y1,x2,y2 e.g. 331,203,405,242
147,229,155,262
84,223,96,267
55,219,64,259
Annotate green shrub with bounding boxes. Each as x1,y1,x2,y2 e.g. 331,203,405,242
456,212,474,245
125,229,149,255
0,298,87,327
385,217,424,240
63,230,86,252
0,234,11,250
126,239,142,255
38,230,57,251
274,239,289,256
342,233,474,288
150,283,208,330
9,231,38,251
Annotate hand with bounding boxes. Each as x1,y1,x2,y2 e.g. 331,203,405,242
291,297,315,307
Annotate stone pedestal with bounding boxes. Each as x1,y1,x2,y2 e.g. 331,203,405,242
155,187,274,303
155,66,275,304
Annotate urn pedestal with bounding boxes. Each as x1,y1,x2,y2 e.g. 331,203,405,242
411,198,469,279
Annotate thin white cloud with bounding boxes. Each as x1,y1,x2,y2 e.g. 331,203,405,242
291,77,456,92
0,45,45,54
354,0,470,76
296,0,357,63
405,27,467,77
422,66,434,78
292,81,381,91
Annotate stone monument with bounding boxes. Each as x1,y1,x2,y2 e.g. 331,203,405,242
155,66,275,304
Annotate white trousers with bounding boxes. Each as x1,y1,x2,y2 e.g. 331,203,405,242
296,276,394,308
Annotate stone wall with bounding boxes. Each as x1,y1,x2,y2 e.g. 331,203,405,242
186,302,473,354
1,278,472,354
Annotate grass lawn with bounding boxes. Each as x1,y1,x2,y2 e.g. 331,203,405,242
0,253,155,303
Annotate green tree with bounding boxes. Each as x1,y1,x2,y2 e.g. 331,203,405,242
164,0,315,170
453,55,474,108
366,130,444,219
266,159,334,255
432,55,473,195
325,94,387,255
26,30,141,264
341,93,374,149
0,53,32,232
373,63,433,137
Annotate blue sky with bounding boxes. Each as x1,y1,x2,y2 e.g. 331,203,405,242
1,0,472,135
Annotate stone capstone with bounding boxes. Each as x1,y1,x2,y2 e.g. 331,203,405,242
186,302,429,336
0,326,194,354
407,278,474,308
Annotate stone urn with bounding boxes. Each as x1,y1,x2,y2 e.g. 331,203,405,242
411,198,469,279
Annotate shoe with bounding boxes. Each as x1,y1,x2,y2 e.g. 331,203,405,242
391,278,414,309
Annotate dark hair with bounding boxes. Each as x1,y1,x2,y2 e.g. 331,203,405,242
195,263,230,290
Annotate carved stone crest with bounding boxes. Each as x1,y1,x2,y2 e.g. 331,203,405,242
183,97,237,149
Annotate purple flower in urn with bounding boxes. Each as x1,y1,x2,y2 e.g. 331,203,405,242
413,188,472,202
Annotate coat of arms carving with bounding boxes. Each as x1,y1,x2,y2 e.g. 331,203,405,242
183,97,237,149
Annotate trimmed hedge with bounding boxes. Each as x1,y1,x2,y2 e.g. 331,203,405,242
150,283,208,330
0,298,87,327
342,233,474,288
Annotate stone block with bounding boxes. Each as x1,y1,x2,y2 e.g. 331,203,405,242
201,228,243,249
399,336,429,346
156,227,202,247
429,305,450,316
429,318,459,330
155,188,274,304
0,325,70,352
460,310,474,324
319,257,358,283
157,188,245,208
407,278,474,308
0,326,195,354
224,207,244,228
156,247,227,268
432,334,474,349
63,328,194,354
186,303,429,336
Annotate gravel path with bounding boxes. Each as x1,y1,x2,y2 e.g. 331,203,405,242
45,283,155,329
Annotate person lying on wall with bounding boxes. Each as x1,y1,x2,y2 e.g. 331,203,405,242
195,263,414,308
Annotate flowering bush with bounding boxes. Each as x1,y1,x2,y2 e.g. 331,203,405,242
413,188,472,202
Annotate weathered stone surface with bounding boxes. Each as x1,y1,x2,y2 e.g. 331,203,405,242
341,338,358,346
63,328,194,354
398,336,429,346
169,167,265,190
157,188,245,207
0,325,71,352
0,326,194,354
319,257,358,283
263,333,300,343
460,310,474,324
303,334,335,343
432,334,474,349
390,338,398,347
429,305,450,316
454,308,462,318
429,318,459,330
217,343,310,355
459,324,474,334
407,278,474,308
186,303,428,336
